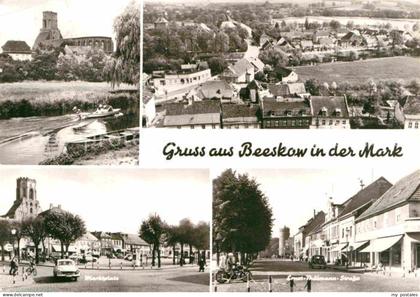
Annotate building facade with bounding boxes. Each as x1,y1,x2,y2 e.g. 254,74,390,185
355,170,420,272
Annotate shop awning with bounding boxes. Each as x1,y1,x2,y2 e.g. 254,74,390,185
359,235,402,253
331,243,348,252
407,233,420,243
350,241,368,251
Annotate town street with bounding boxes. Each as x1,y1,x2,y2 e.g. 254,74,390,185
214,259,420,292
2,265,209,292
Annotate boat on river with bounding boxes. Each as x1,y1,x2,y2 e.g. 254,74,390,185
83,106,122,119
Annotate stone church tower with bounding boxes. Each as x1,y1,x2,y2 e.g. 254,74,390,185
2,177,42,221
33,11,63,50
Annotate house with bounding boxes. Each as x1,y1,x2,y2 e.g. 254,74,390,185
91,231,113,256
336,177,393,267
221,104,260,129
220,58,254,84
1,40,32,61
316,36,336,51
340,30,366,47
241,80,263,103
313,30,331,43
299,211,326,260
355,170,420,272
300,39,314,51
154,17,168,30
74,232,101,255
151,66,212,96
321,198,348,263
162,100,221,129
110,233,124,253
246,57,265,73
186,80,236,103
259,33,272,47
267,82,309,100
275,67,298,83
260,99,311,129
122,234,150,257
309,96,350,129
395,96,420,129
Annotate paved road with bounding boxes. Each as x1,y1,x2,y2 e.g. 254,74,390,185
214,259,420,292
3,265,209,292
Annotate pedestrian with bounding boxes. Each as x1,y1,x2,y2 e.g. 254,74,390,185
198,257,205,272
9,256,18,276
304,278,312,292
287,278,295,292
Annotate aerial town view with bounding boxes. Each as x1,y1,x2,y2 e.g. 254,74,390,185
212,167,420,292
0,0,140,165
0,168,210,292
142,0,420,130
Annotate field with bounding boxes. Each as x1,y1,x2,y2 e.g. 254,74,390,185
0,81,126,102
294,56,420,85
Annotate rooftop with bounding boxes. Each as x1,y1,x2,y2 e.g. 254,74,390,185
262,99,311,117
310,96,349,118
338,177,393,219
357,170,420,221
2,40,31,54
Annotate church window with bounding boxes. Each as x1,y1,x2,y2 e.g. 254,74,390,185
30,189,34,200
30,208,33,214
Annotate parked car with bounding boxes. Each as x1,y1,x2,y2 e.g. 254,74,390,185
53,259,80,281
78,253,97,263
309,255,327,269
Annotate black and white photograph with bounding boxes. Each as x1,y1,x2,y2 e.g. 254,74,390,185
0,168,210,292
212,166,420,292
143,0,420,130
0,0,140,165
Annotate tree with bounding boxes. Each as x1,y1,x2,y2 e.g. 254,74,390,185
193,222,210,260
21,217,47,264
208,57,228,76
213,169,273,265
329,20,341,31
43,210,86,258
105,1,140,87
305,79,321,96
139,214,166,268
346,21,354,30
390,30,404,48
164,225,180,265
0,220,11,261
177,218,195,266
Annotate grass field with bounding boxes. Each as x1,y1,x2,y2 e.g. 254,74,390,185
294,56,420,85
0,81,115,103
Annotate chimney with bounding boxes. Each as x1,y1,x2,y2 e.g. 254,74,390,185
49,203,53,209
313,209,316,218
58,204,61,209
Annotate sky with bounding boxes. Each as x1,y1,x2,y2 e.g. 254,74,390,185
0,168,210,234
0,0,136,50
211,164,420,238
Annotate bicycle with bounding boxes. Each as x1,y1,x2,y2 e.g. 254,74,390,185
26,265,37,277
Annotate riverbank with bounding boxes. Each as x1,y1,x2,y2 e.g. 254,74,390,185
39,131,139,166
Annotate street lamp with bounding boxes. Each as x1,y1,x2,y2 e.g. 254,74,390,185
10,229,16,260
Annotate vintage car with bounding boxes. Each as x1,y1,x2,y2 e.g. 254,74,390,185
53,259,80,281
308,255,327,269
